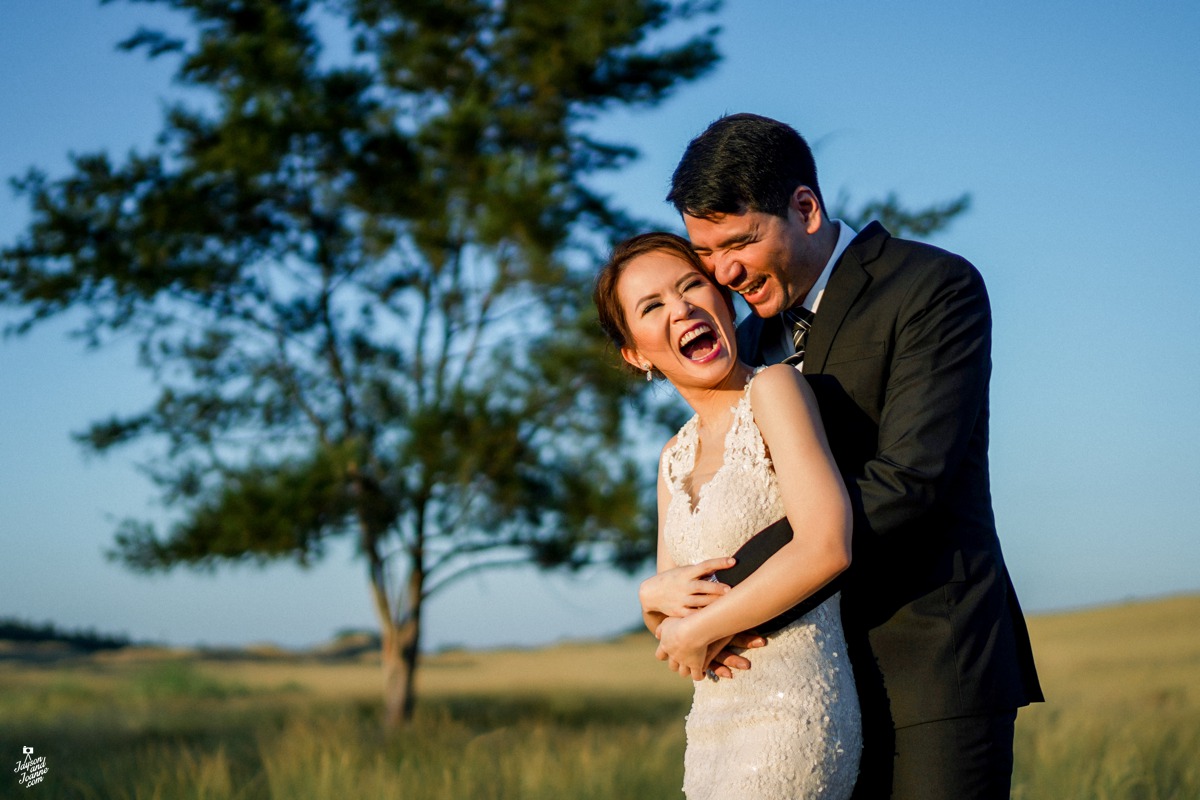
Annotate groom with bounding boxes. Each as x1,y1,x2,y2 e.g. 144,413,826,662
667,113,1043,799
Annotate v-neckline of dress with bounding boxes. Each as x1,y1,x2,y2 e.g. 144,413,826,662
679,382,753,516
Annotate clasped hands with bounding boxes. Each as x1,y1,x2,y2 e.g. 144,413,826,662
640,558,766,682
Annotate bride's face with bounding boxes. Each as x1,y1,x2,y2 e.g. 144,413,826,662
617,249,738,388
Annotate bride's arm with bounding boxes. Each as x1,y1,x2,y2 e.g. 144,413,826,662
640,453,735,635
657,365,852,680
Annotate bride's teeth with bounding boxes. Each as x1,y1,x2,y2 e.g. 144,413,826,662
679,324,712,348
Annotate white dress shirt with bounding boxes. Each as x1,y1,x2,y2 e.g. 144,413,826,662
777,219,858,364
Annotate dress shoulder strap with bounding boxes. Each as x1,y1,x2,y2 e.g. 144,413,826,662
661,414,699,496
724,370,770,467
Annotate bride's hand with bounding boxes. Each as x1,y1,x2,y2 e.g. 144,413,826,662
639,557,735,618
654,616,718,681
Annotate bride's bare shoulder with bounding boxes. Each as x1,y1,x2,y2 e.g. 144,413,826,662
749,363,808,398
749,365,818,425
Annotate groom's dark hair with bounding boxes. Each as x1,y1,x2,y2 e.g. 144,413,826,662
667,113,825,220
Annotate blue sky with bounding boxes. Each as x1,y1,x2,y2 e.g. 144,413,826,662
2,1,1198,651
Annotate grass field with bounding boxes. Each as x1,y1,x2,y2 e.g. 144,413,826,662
2,594,1197,798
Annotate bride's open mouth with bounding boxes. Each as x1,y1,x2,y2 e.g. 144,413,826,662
679,323,720,361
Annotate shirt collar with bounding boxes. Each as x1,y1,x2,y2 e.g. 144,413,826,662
802,219,856,313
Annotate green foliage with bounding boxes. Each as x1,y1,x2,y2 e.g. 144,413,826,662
113,445,362,570
0,0,720,683
834,190,971,240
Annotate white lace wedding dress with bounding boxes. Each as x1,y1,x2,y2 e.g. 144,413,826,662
661,374,862,799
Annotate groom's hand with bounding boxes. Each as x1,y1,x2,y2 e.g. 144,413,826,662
655,630,766,680
706,632,766,679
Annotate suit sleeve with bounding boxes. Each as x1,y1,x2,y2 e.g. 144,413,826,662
848,255,992,539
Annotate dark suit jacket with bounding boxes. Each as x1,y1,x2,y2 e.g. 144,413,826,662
737,222,1043,728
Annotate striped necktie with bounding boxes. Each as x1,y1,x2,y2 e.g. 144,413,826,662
781,307,814,366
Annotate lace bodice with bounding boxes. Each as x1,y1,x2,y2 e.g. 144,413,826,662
661,376,785,567
658,371,861,799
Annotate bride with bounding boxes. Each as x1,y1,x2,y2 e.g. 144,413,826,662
594,232,862,798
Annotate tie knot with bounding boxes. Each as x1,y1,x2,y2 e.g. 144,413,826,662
784,306,814,333
782,307,814,366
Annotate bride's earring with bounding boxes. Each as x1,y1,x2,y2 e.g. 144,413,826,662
643,363,653,381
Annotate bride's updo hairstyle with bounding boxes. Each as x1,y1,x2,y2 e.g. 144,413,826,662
594,232,734,376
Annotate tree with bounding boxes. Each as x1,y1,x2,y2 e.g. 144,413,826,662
0,0,719,727
835,191,971,241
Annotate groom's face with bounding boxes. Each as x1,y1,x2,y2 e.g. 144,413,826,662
683,196,824,319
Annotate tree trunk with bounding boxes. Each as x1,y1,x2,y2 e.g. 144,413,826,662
375,554,423,730
381,614,420,729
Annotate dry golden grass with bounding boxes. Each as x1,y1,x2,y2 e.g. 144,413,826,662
38,631,696,703
418,634,694,697
1024,593,1200,706
135,592,1200,704
1012,594,1200,799
1,593,1197,798
3,596,1196,705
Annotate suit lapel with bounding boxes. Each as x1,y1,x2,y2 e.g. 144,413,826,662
803,222,888,373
